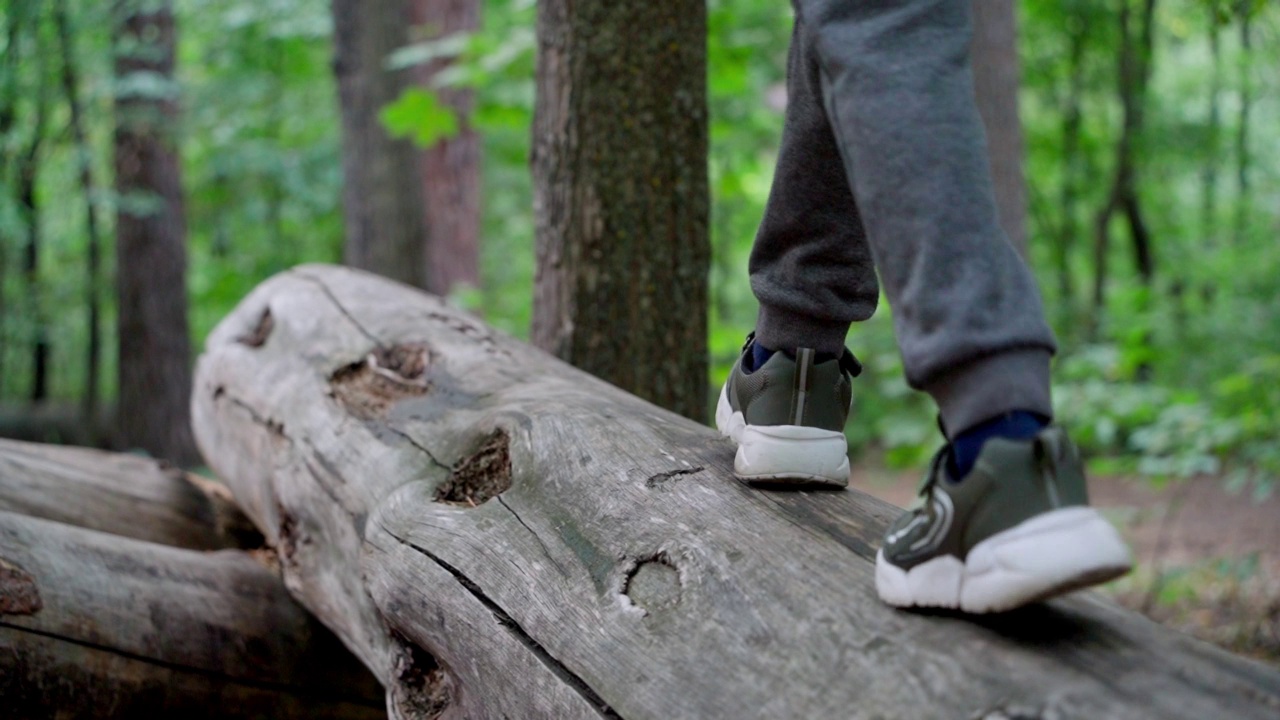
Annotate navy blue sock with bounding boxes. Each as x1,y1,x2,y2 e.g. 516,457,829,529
948,411,1049,481
747,341,777,372
744,342,839,373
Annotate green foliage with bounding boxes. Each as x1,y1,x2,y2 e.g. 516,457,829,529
380,87,458,146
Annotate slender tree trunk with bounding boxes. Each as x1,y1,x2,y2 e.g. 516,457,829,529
266,41,285,251
53,0,103,423
1233,4,1251,244
1127,0,1156,288
1090,0,1156,340
113,0,199,464
411,0,481,296
0,3,22,394
1189,11,1224,319
970,0,1027,257
1056,4,1089,330
1201,20,1221,245
331,0,430,290
18,13,51,404
532,0,710,422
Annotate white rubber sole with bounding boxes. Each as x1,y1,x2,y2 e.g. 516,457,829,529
715,384,850,487
875,506,1132,613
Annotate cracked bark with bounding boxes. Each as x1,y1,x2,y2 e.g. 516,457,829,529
192,265,1280,719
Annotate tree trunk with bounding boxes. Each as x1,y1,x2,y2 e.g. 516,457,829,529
1201,18,1221,246
113,0,199,464
0,439,385,719
266,40,287,251
332,0,431,290
18,5,51,403
531,0,710,422
411,0,481,296
192,265,1280,720
970,0,1028,257
0,3,20,392
1056,3,1089,331
1233,3,1251,244
53,0,104,423
1090,0,1156,339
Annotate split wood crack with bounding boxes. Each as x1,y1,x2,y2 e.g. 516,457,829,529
297,271,388,350
399,536,622,719
644,466,704,487
497,495,568,576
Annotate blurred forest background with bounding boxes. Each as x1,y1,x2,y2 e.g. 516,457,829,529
0,0,1276,496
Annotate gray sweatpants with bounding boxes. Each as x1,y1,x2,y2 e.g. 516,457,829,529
750,0,1057,435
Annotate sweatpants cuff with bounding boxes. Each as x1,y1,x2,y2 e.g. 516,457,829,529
925,349,1054,437
755,304,852,356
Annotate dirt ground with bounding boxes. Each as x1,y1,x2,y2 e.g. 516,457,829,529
849,465,1280,666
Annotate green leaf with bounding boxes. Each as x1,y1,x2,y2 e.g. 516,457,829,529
379,88,459,147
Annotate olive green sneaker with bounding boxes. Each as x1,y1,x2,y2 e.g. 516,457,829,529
875,426,1132,613
715,334,861,486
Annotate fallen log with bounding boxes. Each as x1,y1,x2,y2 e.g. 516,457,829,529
192,264,1280,720
0,439,384,719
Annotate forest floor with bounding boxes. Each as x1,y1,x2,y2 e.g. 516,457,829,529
850,463,1280,667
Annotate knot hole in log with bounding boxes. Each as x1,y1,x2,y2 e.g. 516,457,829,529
236,307,274,348
435,431,512,508
623,553,681,614
330,343,432,420
389,633,453,719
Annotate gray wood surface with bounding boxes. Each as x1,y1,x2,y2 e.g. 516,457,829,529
192,264,1280,720
0,441,384,719
0,437,259,550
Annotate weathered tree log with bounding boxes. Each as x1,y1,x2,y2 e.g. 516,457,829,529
0,439,384,719
192,264,1280,720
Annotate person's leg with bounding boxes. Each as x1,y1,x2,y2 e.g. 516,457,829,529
749,19,879,357
773,0,1055,433
715,16,872,487
767,0,1129,611
730,1,1054,485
